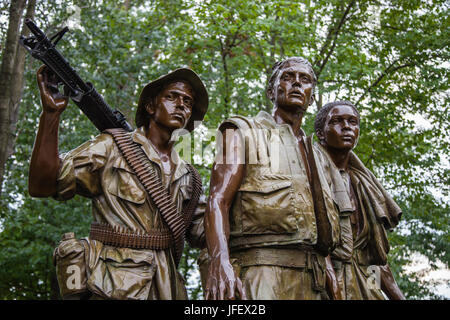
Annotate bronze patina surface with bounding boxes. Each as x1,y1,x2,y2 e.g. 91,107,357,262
314,101,405,300
29,66,208,299
203,57,342,300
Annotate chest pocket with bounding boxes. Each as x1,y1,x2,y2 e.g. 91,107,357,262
238,178,296,234
107,157,146,205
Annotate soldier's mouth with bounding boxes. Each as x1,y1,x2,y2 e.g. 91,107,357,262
289,91,303,98
172,113,184,119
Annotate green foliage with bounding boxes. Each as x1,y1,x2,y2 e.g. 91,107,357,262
0,0,448,299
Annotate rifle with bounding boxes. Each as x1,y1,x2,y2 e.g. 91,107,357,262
19,19,133,132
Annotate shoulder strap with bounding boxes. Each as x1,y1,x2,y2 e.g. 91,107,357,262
104,128,201,267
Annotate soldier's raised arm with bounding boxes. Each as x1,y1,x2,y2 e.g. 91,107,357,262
29,65,68,197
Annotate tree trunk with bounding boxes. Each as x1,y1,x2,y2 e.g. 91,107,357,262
9,0,36,160
316,91,323,111
0,0,32,196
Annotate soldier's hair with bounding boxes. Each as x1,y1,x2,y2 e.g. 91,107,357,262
314,101,360,137
266,57,317,102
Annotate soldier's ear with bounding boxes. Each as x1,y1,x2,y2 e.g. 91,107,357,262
146,100,155,116
266,88,274,102
309,94,315,106
316,129,325,142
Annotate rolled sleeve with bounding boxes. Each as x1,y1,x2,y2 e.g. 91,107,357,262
54,134,111,201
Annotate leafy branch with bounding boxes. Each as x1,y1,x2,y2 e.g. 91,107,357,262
314,0,356,79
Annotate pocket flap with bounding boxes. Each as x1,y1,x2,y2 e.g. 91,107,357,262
54,239,85,259
112,156,134,174
239,180,292,193
100,247,154,266
107,157,146,204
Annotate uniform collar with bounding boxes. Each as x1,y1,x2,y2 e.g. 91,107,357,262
131,126,189,183
255,110,307,140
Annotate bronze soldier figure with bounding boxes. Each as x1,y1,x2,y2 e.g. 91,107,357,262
314,101,405,300
203,57,341,300
28,65,208,300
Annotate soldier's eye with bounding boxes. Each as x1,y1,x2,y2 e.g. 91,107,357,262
184,98,193,107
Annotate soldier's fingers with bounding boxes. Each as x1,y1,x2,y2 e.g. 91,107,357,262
206,287,217,300
226,280,236,300
218,281,227,300
235,278,247,300
206,279,218,300
36,64,47,77
36,65,47,91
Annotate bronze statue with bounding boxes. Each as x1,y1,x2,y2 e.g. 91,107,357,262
314,101,405,300
203,57,342,300
28,65,208,300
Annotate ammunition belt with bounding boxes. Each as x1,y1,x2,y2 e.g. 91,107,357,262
90,222,172,250
104,128,202,266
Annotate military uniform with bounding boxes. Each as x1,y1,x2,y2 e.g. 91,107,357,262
315,142,402,300
53,126,205,300
205,111,340,299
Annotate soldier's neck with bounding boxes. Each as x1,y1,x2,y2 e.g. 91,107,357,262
322,142,351,171
272,106,304,138
145,122,174,156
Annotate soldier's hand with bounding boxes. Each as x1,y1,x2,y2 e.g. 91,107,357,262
205,255,247,300
325,255,342,300
36,65,69,113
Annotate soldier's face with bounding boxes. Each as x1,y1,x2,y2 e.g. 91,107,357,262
274,61,315,113
321,105,360,151
148,81,194,130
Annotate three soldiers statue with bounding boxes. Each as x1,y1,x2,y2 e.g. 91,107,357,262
28,56,404,300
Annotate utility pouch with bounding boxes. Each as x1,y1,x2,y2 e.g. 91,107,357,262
53,232,90,299
309,253,326,292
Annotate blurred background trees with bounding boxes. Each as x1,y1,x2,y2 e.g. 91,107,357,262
0,0,448,299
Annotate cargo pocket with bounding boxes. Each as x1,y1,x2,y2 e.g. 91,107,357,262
87,246,156,300
239,179,296,234
53,233,90,299
107,157,145,205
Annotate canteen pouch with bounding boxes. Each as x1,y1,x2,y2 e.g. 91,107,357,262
53,232,90,299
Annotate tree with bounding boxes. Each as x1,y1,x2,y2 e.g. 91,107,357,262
0,0,36,197
0,0,448,299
